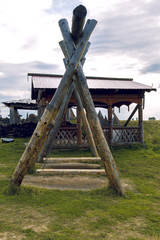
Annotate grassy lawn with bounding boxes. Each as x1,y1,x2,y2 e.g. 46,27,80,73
0,121,160,239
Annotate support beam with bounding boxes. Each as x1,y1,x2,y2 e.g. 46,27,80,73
74,70,124,195
74,90,98,157
76,107,82,145
71,5,87,44
10,106,20,124
108,105,113,145
124,105,138,127
138,102,144,143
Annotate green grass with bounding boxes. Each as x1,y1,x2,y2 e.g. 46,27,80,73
0,121,160,239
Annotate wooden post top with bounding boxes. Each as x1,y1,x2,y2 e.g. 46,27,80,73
71,5,87,43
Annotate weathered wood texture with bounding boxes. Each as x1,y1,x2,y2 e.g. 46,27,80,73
59,19,124,196
9,18,97,189
74,90,98,157
43,157,101,163
71,5,87,43
36,169,105,175
74,71,124,195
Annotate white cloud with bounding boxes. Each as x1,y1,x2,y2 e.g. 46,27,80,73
0,0,159,119
0,0,62,63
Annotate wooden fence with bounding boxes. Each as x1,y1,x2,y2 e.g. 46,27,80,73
0,123,140,146
52,126,140,147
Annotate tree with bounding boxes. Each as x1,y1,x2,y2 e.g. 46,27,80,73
148,117,156,121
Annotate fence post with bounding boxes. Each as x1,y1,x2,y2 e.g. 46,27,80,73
108,104,113,145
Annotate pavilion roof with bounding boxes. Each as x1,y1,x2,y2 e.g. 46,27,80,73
2,99,38,110
29,73,156,100
30,73,155,90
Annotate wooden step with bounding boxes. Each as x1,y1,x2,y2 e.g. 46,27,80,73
43,157,101,163
43,162,101,169
36,169,105,175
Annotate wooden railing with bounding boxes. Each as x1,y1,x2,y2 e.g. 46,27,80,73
112,127,140,145
54,126,88,146
54,126,140,147
102,127,140,145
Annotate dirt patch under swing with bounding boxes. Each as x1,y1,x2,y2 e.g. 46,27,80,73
22,175,108,191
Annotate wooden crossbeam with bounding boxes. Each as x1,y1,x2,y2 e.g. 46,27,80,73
43,157,101,163
36,169,105,175
124,105,138,127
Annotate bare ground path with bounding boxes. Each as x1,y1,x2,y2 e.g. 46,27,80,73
22,175,108,191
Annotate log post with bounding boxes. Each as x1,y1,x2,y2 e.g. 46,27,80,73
71,5,87,44
77,107,82,145
9,19,97,190
138,100,144,144
9,106,19,124
74,70,124,195
59,20,124,196
74,90,99,157
108,104,113,145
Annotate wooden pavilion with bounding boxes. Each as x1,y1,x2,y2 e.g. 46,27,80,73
29,73,156,147
2,99,38,124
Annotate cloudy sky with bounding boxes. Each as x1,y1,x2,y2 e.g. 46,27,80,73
0,0,159,119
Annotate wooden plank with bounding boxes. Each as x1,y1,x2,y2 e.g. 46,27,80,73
36,169,105,175
43,157,101,163
44,163,101,169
